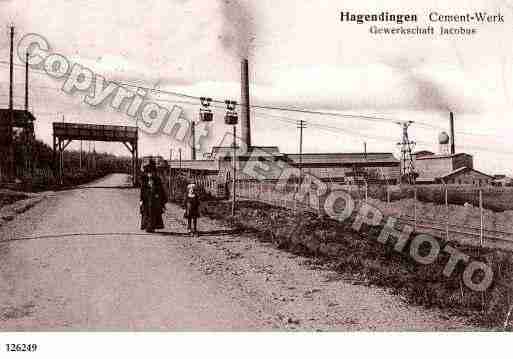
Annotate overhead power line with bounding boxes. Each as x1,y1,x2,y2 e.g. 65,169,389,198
252,110,513,156
0,60,510,144
0,60,396,123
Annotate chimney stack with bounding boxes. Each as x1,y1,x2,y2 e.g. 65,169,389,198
240,59,251,152
25,52,29,112
9,26,14,112
449,111,455,155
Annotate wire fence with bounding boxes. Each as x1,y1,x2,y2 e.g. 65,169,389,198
232,180,513,249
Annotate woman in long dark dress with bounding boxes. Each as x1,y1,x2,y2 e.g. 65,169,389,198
140,160,166,233
183,182,200,235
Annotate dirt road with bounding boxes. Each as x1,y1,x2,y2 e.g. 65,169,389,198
0,174,474,330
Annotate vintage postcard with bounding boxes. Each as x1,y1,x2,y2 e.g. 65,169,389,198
0,0,512,355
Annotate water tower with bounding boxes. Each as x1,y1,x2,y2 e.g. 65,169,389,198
438,131,450,155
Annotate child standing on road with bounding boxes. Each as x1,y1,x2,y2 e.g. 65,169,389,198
183,182,200,235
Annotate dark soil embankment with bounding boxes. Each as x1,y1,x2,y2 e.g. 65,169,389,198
0,190,29,208
174,195,513,330
0,190,46,226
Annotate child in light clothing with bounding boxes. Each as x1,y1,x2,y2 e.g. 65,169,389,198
183,183,200,235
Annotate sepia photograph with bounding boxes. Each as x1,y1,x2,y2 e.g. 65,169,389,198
0,0,512,356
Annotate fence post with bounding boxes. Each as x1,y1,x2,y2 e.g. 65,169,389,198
445,185,449,241
386,186,390,203
414,187,417,232
479,189,484,247
365,182,368,202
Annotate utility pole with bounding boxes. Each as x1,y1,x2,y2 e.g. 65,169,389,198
297,120,307,188
93,142,96,170
179,148,182,176
223,99,239,216
8,25,14,181
168,148,172,201
24,50,33,177
232,124,237,216
60,115,64,185
134,108,139,186
191,121,196,160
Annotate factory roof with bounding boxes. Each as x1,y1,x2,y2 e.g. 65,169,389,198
168,160,218,171
415,177,437,184
415,152,471,160
413,150,435,158
210,146,284,159
441,167,493,180
440,167,469,179
417,167,493,184
494,174,512,180
211,146,282,156
285,152,399,164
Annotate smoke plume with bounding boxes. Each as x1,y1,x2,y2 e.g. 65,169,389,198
218,0,256,59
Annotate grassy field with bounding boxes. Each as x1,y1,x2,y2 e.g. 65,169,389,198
386,185,513,212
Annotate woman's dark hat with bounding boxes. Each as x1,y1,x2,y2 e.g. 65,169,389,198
145,158,157,172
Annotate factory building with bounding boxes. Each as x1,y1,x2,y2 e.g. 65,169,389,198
284,152,399,184
170,146,400,189
168,59,401,193
166,61,495,190
416,153,474,179
211,146,286,181
413,114,493,186
438,167,493,186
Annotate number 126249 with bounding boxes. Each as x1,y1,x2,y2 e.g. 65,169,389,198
6,344,38,352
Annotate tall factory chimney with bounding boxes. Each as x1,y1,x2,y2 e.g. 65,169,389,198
449,111,455,155
25,52,29,112
240,59,251,152
9,26,14,112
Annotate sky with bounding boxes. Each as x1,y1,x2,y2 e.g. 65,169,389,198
0,0,512,175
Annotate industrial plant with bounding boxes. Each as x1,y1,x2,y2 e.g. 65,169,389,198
3,1,513,336
0,30,501,192
168,58,496,194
